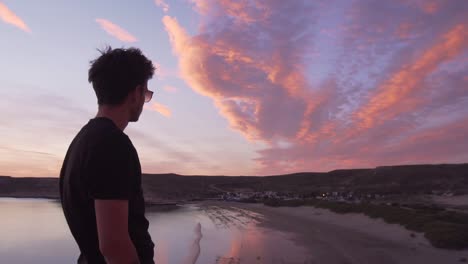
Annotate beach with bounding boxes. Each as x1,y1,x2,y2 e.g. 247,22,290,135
201,201,468,264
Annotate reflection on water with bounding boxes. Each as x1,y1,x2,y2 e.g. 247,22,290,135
0,198,78,264
0,198,311,264
183,222,202,264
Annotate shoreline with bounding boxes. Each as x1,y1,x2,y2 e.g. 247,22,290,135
3,197,468,263
0,195,59,200
201,201,468,264
0,196,184,211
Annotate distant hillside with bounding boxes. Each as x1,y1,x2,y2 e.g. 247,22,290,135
259,163,468,195
0,163,467,201
0,176,58,199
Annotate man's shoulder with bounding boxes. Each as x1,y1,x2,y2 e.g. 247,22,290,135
69,127,129,161
68,119,135,164
83,119,129,145
95,131,132,154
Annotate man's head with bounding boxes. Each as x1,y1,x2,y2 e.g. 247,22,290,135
88,47,155,122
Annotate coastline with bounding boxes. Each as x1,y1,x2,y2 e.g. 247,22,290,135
0,196,182,211
2,197,467,263
201,201,468,264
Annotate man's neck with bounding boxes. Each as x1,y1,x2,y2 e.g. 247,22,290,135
95,106,129,131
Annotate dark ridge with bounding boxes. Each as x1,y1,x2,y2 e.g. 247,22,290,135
0,163,467,200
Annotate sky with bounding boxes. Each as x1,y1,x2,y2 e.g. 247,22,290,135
0,0,467,177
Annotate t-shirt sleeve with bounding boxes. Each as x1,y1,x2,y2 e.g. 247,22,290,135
85,133,134,200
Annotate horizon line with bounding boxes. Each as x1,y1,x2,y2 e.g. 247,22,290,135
2,162,467,178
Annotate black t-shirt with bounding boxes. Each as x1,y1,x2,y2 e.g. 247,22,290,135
59,117,154,264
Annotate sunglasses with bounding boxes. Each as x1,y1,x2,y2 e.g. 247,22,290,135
144,89,154,103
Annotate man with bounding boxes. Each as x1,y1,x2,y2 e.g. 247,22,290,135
59,47,156,264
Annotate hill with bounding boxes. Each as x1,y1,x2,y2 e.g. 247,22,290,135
0,163,467,202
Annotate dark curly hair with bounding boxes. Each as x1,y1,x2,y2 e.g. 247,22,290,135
88,46,155,105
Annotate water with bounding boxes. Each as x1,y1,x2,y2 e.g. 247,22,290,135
0,198,311,264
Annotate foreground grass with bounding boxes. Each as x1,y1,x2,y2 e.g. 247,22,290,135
263,198,468,250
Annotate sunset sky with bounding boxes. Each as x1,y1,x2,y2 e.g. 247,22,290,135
0,0,467,177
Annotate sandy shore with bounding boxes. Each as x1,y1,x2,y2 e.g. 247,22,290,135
200,201,468,264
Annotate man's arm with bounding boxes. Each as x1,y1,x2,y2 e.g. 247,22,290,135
95,199,140,264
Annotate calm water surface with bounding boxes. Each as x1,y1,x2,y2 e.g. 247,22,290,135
0,198,311,264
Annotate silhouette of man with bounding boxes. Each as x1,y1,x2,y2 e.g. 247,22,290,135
59,47,156,264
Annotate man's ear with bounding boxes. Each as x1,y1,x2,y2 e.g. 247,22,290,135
136,85,145,97
130,85,142,102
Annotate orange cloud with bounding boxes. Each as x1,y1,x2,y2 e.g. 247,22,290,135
163,15,270,140
146,102,172,117
163,8,316,142
95,18,137,42
163,15,258,139
354,24,468,130
214,99,263,141
162,16,190,59
164,0,468,174
162,15,223,99
0,2,30,33
217,0,271,24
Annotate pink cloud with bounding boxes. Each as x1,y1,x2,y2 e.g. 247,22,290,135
145,102,172,117
164,0,468,174
155,0,169,13
95,18,137,42
353,24,468,131
162,2,317,141
0,2,30,33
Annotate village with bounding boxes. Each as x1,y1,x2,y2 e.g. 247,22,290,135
218,189,456,205
219,190,386,203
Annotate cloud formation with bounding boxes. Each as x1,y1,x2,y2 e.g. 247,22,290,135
95,18,137,42
145,102,172,117
164,0,468,174
0,2,30,32
353,24,467,131
155,0,169,13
